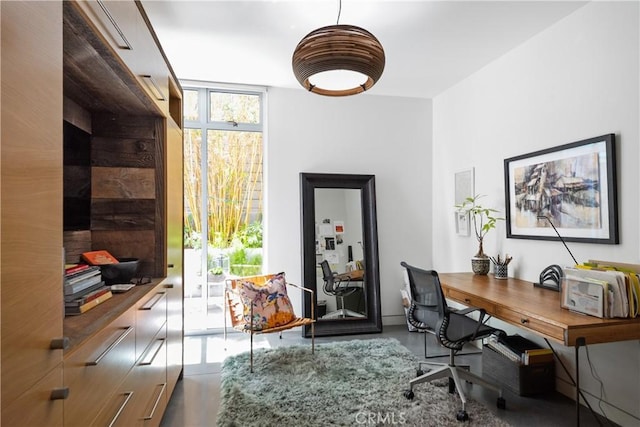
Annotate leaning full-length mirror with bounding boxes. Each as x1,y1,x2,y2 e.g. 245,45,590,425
300,173,382,336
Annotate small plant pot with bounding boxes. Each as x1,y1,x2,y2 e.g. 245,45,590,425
471,257,490,275
208,273,226,283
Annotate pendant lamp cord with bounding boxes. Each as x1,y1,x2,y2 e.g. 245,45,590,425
336,0,342,25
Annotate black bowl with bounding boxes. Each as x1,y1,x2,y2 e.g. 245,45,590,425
100,258,140,285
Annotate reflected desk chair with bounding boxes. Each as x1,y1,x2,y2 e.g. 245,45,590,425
320,260,366,319
400,262,506,422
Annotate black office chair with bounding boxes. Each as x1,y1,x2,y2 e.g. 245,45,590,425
402,261,450,366
401,262,506,422
402,262,483,362
320,260,365,319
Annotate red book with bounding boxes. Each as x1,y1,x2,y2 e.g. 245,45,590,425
82,250,119,266
65,264,90,275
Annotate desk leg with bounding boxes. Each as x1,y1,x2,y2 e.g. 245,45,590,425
575,337,585,427
545,337,598,427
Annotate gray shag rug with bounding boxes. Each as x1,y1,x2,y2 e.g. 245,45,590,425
217,338,510,426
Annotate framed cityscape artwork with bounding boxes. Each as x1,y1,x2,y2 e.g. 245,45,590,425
504,134,618,244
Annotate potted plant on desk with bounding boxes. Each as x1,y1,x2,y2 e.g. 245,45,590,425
455,194,503,275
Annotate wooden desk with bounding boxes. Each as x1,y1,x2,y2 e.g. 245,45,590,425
439,273,640,347
335,269,365,281
439,273,640,426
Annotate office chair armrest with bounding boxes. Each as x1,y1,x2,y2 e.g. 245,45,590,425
334,277,351,290
448,306,490,340
452,306,486,317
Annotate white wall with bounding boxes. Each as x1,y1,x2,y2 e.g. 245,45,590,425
265,88,432,325
432,2,639,425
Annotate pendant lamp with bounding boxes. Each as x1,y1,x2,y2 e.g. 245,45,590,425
291,3,385,96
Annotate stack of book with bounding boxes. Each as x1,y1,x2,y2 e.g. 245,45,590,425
486,334,554,365
522,348,554,365
64,264,112,315
486,335,522,364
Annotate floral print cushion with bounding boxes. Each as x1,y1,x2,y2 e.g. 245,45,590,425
237,273,295,331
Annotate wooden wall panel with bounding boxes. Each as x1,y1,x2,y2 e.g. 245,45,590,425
63,230,92,264
91,199,155,230
63,97,92,134
91,166,155,199
64,166,91,197
87,113,163,277
92,136,155,168
92,114,156,139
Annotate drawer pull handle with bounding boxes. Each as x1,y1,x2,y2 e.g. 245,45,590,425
520,318,529,324
140,338,165,366
464,298,471,304
141,292,166,310
96,0,133,50
107,391,134,427
87,326,133,366
168,263,174,268
141,75,167,101
143,383,167,420
50,337,69,350
164,283,174,289
50,387,69,400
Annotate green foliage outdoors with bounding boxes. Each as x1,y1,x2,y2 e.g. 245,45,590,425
236,220,263,248
183,90,264,275
228,246,263,276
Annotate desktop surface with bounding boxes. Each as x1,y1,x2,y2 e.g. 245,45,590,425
439,273,640,346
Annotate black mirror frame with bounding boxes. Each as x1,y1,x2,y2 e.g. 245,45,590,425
300,172,382,337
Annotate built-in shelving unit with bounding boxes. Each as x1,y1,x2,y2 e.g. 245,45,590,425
1,1,184,425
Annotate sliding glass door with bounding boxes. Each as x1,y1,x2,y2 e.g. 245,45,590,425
182,85,264,333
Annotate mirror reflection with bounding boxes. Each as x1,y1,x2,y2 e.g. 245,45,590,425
314,188,367,320
300,172,382,337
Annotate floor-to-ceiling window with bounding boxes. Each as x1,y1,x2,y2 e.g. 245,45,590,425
182,83,264,333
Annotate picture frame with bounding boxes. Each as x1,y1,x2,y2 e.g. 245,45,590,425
455,212,470,236
454,168,475,206
454,168,474,236
504,134,618,244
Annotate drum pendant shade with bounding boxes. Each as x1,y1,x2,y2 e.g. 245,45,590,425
292,24,385,97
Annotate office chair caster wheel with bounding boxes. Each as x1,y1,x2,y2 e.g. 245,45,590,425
403,390,414,400
497,397,506,409
448,378,456,394
416,369,424,376
456,410,469,422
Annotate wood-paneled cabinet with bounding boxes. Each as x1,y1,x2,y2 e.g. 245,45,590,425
73,0,171,115
1,1,184,426
92,316,168,427
165,116,185,397
64,310,137,426
1,2,65,426
111,331,168,427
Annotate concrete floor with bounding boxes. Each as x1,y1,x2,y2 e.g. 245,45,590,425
159,325,614,427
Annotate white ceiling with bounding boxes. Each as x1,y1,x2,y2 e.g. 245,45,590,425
142,1,588,99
